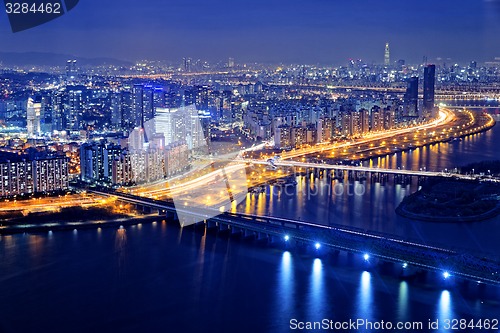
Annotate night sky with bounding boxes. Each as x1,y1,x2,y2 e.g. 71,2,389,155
1,0,500,64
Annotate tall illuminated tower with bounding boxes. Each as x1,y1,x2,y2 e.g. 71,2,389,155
423,64,436,116
27,97,41,137
404,77,419,117
384,43,390,66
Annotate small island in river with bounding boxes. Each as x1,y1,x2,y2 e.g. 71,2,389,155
396,178,500,222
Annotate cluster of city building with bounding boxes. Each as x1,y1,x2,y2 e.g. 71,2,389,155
0,148,69,197
245,64,437,149
1,46,498,197
79,105,205,186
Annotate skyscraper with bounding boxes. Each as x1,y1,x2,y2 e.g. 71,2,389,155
66,60,77,82
404,77,419,117
132,84,155,128
423,64,436,114
384,43,390,66
67,87,84,130
26,97,41,137
121,90,134,130
183,57,192,72
110,92,122,129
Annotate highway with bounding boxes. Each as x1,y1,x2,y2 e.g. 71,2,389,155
127,108,496,201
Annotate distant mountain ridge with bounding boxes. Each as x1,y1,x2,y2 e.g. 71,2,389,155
0,52,133,67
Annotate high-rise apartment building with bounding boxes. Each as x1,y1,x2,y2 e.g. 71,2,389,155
0,151,69,198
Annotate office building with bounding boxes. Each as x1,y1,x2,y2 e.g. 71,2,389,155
66,60,77,82
384,43,390,66
404,77,419,117
26,97,41,137
423,64,436,115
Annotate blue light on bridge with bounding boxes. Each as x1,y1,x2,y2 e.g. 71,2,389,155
402,262,408,269
363,253,370,261
315,243,321,250
284,235,290,241
443,271,451,279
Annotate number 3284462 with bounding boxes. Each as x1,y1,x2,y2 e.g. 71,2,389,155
5,2,62,14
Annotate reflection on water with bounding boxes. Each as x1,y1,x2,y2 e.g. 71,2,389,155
161,220,167,235
437,290,455,332
0,224,499,333
275,251,294,326
192,230,207,302
27,235,44,262
115,228,127,274
397,281,409,322
356,271,374,322
308,258,324,320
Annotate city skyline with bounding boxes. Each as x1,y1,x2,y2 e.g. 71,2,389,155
1,0,500,65
2,2,500,332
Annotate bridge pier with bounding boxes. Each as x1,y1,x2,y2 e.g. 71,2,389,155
243,229,255,239
206,220,217,229
358,171,367,182
268,235,279,244
218,222,229,232
417,176,428,186
257,232,268,243
398,265,420,279
371,172,388,185
348,170,357,181
394,174,412,185
170,212,179,223
231,226,243,236
334,170,344,181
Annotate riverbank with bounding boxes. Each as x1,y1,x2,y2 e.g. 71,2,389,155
358,112,496,164
0,205,162,235
396,178,500,222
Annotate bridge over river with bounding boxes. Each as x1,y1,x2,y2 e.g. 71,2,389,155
90,189,500,286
